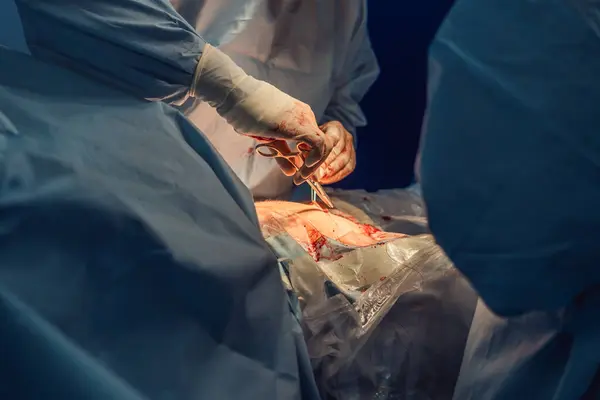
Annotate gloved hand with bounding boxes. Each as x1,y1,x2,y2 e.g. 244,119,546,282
191,43,332,184
314,121,356,184
267,121,356,186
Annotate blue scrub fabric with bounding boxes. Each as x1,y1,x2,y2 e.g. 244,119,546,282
0,46,321,400
420,0,600,399
13,0,205,104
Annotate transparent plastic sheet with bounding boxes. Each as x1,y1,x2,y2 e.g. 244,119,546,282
326,187,428,236
258,201,477,400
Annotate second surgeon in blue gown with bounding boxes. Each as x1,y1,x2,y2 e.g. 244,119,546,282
0,0,334,399
11,0,336,184
420,0,600,398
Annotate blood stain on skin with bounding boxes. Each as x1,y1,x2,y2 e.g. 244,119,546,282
255,201,406,263
328,209,397,244
360,223,383,237
303,223,342,262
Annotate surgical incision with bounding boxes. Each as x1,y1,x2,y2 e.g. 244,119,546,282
255,201,406,262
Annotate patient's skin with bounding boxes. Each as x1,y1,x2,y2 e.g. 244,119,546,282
255,201,406,261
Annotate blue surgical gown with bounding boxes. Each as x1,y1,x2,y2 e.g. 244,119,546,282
0,46,321,400
12,0,205,104
420,0,600,399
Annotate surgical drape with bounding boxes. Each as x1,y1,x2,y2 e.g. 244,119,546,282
0,46,321,400
420,0,600,398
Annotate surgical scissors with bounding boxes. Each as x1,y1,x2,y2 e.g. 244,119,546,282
255,142,334,208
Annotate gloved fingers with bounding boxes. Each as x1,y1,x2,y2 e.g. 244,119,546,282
314,121,356,184
315,142,356,185
293,149,321,184
244,99,332,184
317,137,356,184
293,132,332,185
319,121,345,162
258,128,326,184
283,100,331,168
294,129,328,167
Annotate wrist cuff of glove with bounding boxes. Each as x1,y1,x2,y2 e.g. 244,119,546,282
190,43,254,108
190,44,296,136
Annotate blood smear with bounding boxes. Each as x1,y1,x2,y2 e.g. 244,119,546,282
256,201,406,262
302,224,340,262
248,135,273,142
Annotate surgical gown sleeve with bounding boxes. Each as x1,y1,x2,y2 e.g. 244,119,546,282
419,0,600,317
14,0,206,104
321,1,379,136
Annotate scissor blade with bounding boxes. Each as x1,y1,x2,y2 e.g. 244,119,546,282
307,180,334,208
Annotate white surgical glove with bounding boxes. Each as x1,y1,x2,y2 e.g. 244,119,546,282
314,121,356,184
190,44,332,184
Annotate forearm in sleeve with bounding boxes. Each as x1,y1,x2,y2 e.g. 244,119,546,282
15,0,206,104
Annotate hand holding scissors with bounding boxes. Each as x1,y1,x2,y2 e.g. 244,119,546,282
255,141,334,208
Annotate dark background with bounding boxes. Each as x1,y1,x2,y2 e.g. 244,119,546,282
332,0,455,191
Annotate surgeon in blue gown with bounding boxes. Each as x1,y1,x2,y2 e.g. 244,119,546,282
0,0,332,399
11,0,334,184
420,0,600,399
